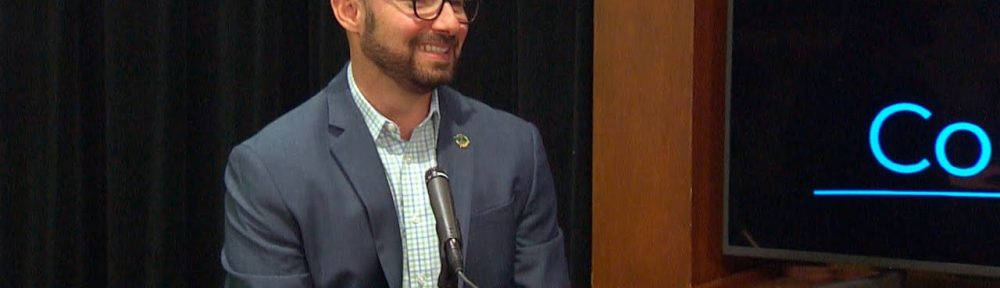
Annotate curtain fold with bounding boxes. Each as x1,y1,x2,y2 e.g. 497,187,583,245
2,0,591,286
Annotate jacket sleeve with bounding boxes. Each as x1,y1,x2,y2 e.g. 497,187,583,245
513,126,570,287
221,144,313,288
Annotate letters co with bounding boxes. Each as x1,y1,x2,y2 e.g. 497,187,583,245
869,102,993,177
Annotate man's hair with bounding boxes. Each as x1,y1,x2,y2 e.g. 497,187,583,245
346,0,378,35
364,1,376,34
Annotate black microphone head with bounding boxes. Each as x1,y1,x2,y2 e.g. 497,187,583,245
425,167,449,182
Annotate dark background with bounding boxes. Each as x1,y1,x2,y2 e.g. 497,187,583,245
1,0,592,286
727,0,1000,273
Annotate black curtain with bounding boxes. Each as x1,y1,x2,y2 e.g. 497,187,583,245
2,0,591,287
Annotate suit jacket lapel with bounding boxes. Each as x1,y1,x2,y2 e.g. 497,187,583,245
325,69,402,288
435,89,474,260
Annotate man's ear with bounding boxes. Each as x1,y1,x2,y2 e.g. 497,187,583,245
331,0,363,33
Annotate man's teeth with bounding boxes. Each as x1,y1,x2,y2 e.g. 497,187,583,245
421,44,448,53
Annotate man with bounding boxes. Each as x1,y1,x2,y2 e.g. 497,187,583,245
220,0,569,286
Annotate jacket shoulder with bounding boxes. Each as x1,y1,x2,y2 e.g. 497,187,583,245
235,91,330,166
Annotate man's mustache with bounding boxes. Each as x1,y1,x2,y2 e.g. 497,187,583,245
413,33,457,47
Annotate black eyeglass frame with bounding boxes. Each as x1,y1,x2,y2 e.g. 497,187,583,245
411,0,480,23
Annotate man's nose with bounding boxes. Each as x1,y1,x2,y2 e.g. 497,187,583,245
431,2,464,33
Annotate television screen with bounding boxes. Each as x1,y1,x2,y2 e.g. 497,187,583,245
724,0,1000,277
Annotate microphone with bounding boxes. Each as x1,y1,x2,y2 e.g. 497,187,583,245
426,167,481,288
424,167,465,275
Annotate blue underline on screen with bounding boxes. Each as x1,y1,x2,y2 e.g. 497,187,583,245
814,189,1000,199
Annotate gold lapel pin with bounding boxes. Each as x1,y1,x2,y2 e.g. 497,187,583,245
453,134,470,149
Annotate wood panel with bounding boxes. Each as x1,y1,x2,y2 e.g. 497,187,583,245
592,0,695,286
692,0,753,284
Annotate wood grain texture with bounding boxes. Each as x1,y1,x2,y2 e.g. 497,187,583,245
593,0,695,286
692,268,779,288
692,0,754,284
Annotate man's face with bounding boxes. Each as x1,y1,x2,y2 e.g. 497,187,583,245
360,0,469,93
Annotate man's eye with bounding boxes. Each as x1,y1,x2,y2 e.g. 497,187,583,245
414,0,437,8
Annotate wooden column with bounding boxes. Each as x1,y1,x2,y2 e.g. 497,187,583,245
593,0,695,286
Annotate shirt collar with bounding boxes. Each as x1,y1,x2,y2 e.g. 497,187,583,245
348,62,440,141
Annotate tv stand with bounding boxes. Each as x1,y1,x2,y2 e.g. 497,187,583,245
817,271,902,288
695,265,1000,288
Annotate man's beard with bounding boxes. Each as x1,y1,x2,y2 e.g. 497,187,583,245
361,9,458,93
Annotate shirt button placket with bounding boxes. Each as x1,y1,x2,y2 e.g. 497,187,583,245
417,275,428,287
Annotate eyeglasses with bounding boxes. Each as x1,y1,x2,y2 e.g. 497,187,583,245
410,0,480,23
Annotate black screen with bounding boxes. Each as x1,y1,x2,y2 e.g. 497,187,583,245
725,0,1000,276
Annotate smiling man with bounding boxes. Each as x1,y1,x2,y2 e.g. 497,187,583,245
220,0,569,287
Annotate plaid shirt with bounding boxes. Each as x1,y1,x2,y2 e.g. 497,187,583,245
348,64,442,288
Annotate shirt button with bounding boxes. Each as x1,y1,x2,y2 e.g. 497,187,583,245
404,155,413,162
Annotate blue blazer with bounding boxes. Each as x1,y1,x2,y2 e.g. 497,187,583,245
221,67,569,287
